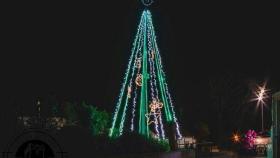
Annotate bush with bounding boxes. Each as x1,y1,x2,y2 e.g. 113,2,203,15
56,128,170,157
110,132,170,154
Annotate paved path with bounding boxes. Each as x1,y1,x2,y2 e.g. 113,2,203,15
101,150,266,158
181,150,266,158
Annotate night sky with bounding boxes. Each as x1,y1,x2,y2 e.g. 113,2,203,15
2,1,279,132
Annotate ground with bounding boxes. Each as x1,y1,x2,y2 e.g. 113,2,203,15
102,150,267,158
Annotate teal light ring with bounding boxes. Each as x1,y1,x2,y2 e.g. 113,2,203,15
141,0,153,6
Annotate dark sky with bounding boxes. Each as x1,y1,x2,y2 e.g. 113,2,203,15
2,1,279,121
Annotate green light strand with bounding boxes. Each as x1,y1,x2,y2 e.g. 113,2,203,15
154,44,174,122
119,18,145,136
139,11,149,137
144,20,149,137
148,11,172,121
109,11,145,137
149,11,182,138
155,54,172,122
147,19,160,137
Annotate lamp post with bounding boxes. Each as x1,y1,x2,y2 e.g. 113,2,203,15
258,88,265,132
253,83,268,132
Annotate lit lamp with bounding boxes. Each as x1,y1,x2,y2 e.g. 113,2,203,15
232,133,241,143
252,83,269,132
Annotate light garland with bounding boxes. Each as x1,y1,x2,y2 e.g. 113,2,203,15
109,11,145,137
148,10,182,138
109,10,183,140
119,19,145,136
147,25,161,137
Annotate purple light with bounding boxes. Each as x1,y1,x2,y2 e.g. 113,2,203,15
244,129,257,149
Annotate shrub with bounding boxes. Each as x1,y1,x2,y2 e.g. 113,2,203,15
108,132,170,155
57,127,170,156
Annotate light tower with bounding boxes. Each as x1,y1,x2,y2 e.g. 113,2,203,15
109,1,182,140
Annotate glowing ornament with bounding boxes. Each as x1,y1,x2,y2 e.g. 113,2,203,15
145,113,160,125
150,51,155,60
135,74,142,86
145,98,163,125
127,86,132,98
141,0,153,6
149,98,163,112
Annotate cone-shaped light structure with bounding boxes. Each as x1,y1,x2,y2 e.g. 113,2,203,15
109,10,182,140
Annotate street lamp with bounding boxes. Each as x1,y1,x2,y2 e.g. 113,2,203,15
232,133,241,143
252,83,269,132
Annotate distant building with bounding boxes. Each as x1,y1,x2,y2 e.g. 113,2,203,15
17,99,75,130
177,136,196,149
17,115,74,130
254,135,271,155
254,136,271,146
272,91,280,158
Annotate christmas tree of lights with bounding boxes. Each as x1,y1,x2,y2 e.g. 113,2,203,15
109,9,182,140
